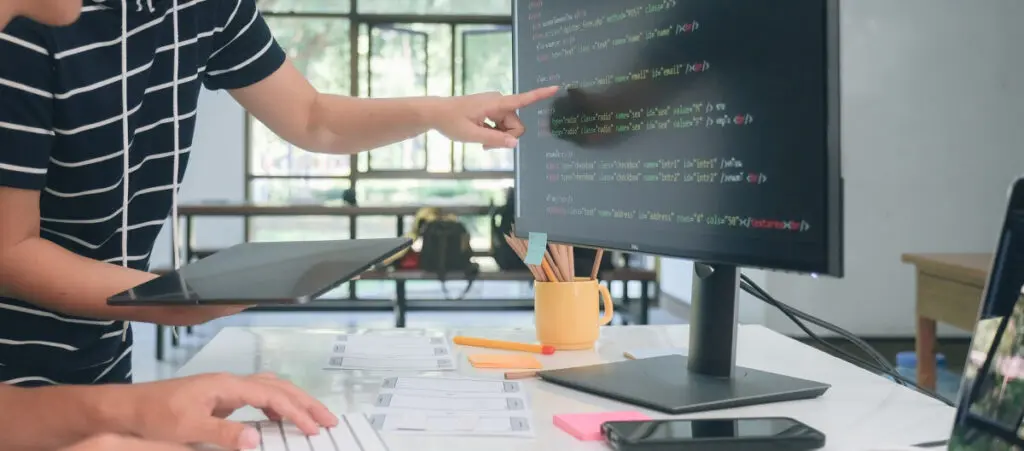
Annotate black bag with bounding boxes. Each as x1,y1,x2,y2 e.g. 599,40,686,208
491,188,526,271
490,187,616,276
419,217,479,300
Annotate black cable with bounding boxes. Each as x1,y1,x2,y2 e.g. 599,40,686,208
741,276,896,374
738,275,955,407
739,281,891,377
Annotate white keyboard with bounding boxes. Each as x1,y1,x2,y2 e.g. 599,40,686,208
255,414,388,451
194,414,387,451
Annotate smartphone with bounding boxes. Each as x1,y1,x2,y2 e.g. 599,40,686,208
602,417,826,451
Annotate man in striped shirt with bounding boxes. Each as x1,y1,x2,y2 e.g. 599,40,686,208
0,6,335,451
0,0,557,388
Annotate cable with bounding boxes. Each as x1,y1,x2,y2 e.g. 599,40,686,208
742,275,895,373
738,274,955,407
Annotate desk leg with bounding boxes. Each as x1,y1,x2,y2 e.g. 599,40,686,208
394,280,407,328
156,325,164,361
638,281,651,325
916,316,938,391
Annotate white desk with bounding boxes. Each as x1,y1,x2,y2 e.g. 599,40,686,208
176,325,955,451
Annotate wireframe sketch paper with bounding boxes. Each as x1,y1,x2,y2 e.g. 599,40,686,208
378,376,522,394
326,334,456,371
367,411,534,437
368,376,536,437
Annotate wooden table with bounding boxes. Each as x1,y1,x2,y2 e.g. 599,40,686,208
901,253,991,391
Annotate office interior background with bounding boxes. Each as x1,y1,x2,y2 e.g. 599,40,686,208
136,0,1024,400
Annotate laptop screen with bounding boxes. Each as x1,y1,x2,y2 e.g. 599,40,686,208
950,180,1024,450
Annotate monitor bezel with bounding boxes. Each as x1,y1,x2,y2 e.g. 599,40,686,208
511,0,843,277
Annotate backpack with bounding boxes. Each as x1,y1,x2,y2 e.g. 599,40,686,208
491,188,527,270
419,215,479,300
490,187,616,276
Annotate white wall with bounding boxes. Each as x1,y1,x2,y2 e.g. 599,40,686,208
661,0,1024,337
150,89,246,270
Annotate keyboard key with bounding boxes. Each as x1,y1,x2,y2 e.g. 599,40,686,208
258,422,288,451
328,421,359,450
346,414,388,451
282,424,313,451
307,428,337,451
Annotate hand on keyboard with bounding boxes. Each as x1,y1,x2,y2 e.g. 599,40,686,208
60,434,189,451
121,372,339,450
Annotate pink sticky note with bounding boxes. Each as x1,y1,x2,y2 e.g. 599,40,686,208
553,411,651,441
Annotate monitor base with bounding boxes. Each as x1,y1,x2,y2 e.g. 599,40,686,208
538,355,830,414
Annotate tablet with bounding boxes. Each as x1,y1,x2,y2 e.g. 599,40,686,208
107,237,412,305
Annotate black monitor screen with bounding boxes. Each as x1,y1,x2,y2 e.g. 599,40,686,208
513,0,841,275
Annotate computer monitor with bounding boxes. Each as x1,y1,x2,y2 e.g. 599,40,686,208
949,177,1024,451
513,0,842,413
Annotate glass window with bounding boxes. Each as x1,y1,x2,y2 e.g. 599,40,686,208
355,178,511,206
248,8,516,262
357,0,511,16
251,17,352,177
249,178,351,205
355,216,401,239
362,23,457,171
257,0,349,13
457,25,514,171
249,216,351,242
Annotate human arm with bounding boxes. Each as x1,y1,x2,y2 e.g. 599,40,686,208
201,0,557,154
4,372,337,451
0,188,241,326
60,435,189,451
231,63,559,154
0,19,240,326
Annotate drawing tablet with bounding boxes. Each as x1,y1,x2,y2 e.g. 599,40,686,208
108,237,411,305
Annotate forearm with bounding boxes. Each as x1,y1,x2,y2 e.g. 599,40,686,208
305,93,439,155
0,384,131,451
0,237,213,326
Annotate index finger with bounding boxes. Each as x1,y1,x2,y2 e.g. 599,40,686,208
223,379,322,434
252,373,338,428
500,86,560,111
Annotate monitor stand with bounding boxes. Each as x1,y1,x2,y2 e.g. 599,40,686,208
536,263,830,414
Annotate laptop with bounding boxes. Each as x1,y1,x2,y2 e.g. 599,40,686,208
108,237,411,305
948,176,1024,450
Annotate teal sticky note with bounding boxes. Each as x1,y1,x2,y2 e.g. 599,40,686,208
524,232,547,265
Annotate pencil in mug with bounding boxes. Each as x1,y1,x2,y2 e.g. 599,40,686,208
504,233,558,282
503,234,544,281
507,226,570,282
590,248,604,280
552,244,573,281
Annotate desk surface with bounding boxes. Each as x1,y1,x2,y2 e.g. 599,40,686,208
177,325,954,451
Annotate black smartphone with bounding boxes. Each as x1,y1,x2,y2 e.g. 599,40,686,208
602,417,826,451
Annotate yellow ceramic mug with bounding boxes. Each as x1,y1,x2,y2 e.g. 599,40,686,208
534,278,614,350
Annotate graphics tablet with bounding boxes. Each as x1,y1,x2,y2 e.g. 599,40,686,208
108,237,412,305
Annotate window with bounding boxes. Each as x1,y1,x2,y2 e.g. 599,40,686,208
245,0,514,297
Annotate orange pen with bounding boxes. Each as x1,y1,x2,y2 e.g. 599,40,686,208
453,336,555,355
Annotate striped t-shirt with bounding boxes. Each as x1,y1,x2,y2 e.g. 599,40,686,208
0,0,286,386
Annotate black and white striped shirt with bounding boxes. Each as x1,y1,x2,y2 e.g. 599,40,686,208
0,0,285,386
